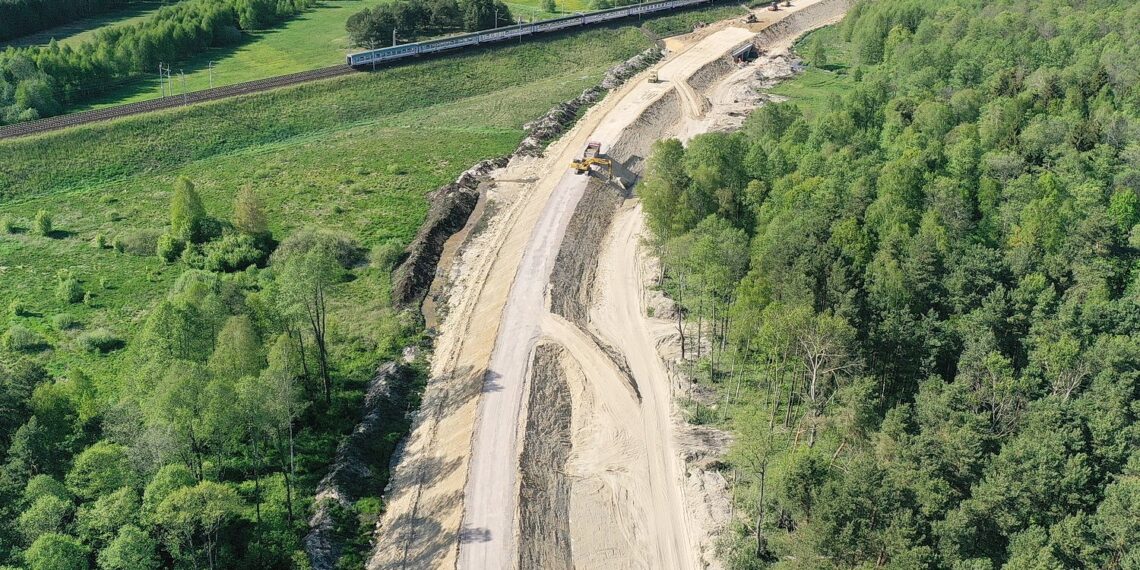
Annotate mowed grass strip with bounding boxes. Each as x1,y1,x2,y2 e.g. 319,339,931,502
0,26,649,379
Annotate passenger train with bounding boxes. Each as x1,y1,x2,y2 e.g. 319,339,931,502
347,0,712,67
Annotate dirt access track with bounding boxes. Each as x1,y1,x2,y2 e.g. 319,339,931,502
368,1,850,568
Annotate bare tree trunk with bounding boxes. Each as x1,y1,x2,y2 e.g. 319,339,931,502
189,426,204,482
755,465,768,559
677,307,686,362
675,267,687,361
307,282,331,405
292,327,311,387
762,352,774,406
696,308,704,363
251,431,263,570
287,421,296,522
783,370,796,428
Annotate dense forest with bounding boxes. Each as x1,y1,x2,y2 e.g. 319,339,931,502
638,0,1140,567
0,179,421,569
0,0,131,43
0,0,312,124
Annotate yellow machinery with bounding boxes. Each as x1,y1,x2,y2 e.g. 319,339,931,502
571,141,613,179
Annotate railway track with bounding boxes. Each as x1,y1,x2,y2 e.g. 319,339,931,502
0,65,356,140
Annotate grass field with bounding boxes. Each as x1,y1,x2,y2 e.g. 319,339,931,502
0,26,651,386
766,24,853,119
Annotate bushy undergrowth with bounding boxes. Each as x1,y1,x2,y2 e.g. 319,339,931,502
76,328,125,353
2,324,48,352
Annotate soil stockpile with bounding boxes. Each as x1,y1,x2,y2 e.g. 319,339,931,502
549,179,627,325
517,344,575,570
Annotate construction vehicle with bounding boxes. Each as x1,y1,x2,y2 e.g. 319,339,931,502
571,141,613,180
768,1,779,11
648,70,659,83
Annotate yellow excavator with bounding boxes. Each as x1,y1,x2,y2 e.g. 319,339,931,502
570,141,613,180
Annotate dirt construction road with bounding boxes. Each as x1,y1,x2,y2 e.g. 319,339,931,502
459,24,762,570
368,1,849,568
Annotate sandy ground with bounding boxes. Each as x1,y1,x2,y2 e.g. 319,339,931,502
368,1,849,568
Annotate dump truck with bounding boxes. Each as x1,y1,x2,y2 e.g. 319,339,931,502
570,141,613,179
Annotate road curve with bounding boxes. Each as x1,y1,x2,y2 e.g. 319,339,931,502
457,24,762,570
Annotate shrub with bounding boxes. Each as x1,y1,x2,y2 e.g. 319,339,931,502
0,216,13,234
114,230,161,256
2,324,47,352
156,232,185,263
33,210,52,236
56,271,83,304
370,240,406,272
9,299,30,318
180,243,205,267
52,313,80,330
91,232,107,249
77,328,125,353
273,227,363,268
201,233,267,272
